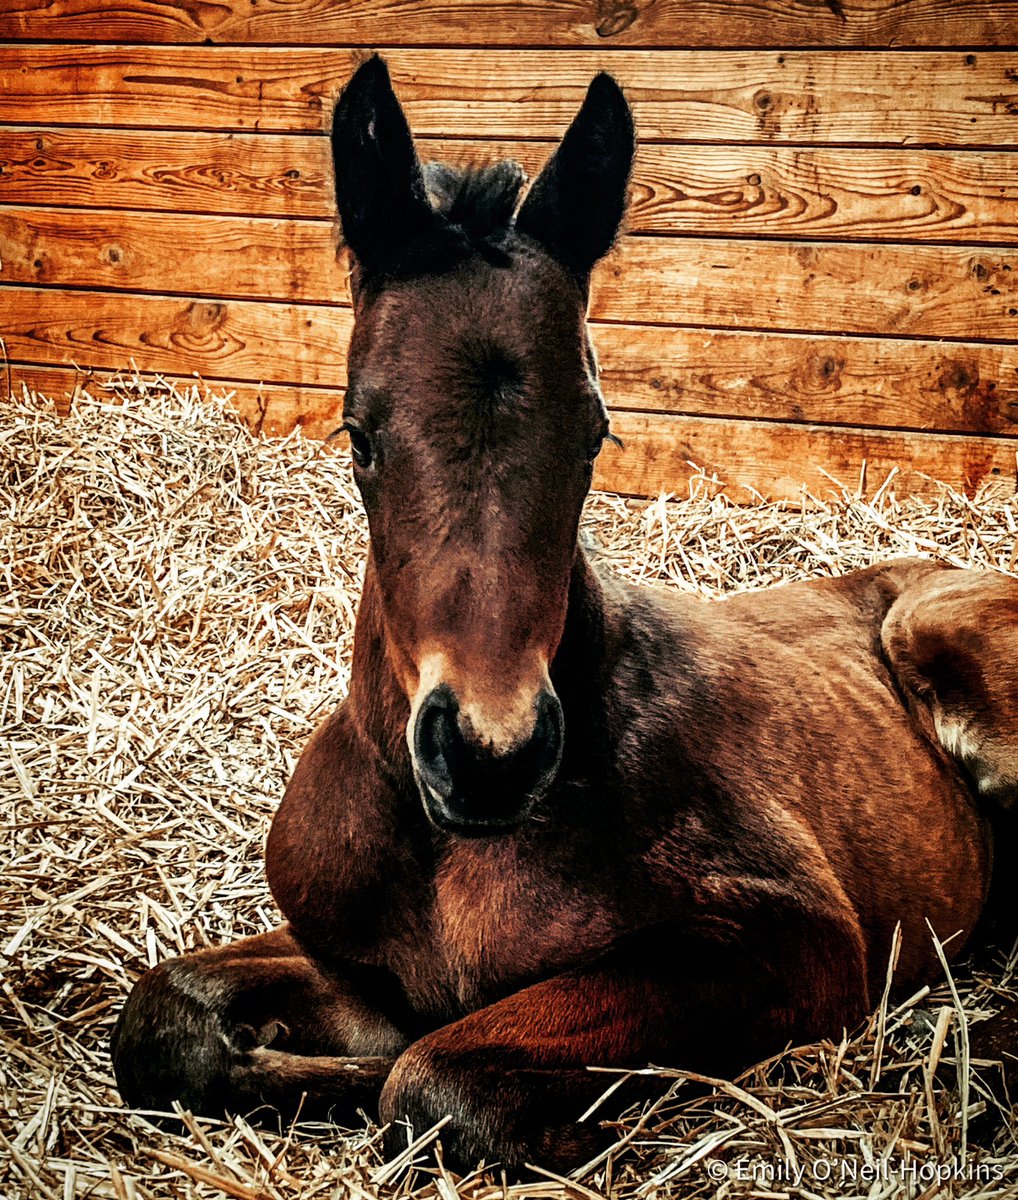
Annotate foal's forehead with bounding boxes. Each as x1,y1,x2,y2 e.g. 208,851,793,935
360,249,586,366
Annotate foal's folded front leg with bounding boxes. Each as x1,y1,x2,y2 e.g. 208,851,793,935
111,926,408,1123
380,911,868,1174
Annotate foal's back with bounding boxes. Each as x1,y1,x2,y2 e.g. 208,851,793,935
614,556,998,990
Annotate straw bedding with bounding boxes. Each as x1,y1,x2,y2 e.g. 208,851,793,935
2,373,1018,1199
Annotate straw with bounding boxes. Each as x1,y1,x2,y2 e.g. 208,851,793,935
2,372,1016,1198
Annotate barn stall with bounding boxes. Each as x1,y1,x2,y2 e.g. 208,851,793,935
2,3,1018,1198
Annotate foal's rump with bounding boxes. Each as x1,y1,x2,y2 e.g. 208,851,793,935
881,562,1018,809
671,556,1001,989
879,561,1018,1099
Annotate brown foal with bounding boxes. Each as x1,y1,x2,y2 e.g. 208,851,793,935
112,57,1018,1173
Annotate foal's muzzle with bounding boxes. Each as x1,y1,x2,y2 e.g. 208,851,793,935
412,684,563,834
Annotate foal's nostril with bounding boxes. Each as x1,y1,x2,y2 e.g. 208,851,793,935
412,684,565,831
532,689,564,787
413,685,460,799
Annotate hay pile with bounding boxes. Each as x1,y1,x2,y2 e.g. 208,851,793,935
2,374,1017,1200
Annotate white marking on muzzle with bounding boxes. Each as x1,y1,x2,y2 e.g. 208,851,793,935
407,650,553,760
406,651,451,762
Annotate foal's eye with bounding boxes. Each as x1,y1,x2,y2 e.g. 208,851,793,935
586,422,612,462
343,424,374,470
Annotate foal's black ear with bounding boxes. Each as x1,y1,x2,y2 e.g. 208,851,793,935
515,73,634,281
331,55,437,276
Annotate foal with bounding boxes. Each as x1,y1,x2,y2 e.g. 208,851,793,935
112,57,1018,1172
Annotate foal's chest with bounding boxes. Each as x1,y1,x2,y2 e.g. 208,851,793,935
427,838,620,1010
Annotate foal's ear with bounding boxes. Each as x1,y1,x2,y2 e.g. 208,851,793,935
515,73,634,281
331,55,436,276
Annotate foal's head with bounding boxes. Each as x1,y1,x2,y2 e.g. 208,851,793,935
332,56,633,835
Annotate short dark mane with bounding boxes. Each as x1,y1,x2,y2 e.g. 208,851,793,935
355,161,527,285
424,161,526,241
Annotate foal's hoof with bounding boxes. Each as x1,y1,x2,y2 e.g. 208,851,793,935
378,1048,613,1178
111,960,236,1116
381,1114,607,1181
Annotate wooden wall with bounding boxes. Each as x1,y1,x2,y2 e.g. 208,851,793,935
2,2,1018,501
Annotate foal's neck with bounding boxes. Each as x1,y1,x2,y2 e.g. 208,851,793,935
346,546,612,785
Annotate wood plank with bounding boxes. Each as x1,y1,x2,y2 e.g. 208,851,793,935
0,129,329,220
597,411,1018,500
594,325,1018,434
2,48,1018,146
0,207,347,304
0,287,350,384
11,361,1015,502
623,144,1018,243
5,362,345,438
593,237,1018,340
2,0,1016,48
4,207,1018,339
7,131,1018,247
5,287,1017,435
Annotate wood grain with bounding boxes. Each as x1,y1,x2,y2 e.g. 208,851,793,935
5,208,1017,339
2,48,1017,146
7,131,1018,247
0,207,346,304
597,411,1018,500
593,325,1018,433
0,129,329,220
593,238,1018,340
0,288,350,384
5,287,1017,435
2,0,1016,47
624,145,1018,243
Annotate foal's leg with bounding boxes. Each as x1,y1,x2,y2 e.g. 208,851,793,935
882,567,1018,806
380,902,868,1173
112,926,407,1122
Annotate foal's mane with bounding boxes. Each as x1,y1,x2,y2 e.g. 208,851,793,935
351,160,528,285
423,161,527,243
